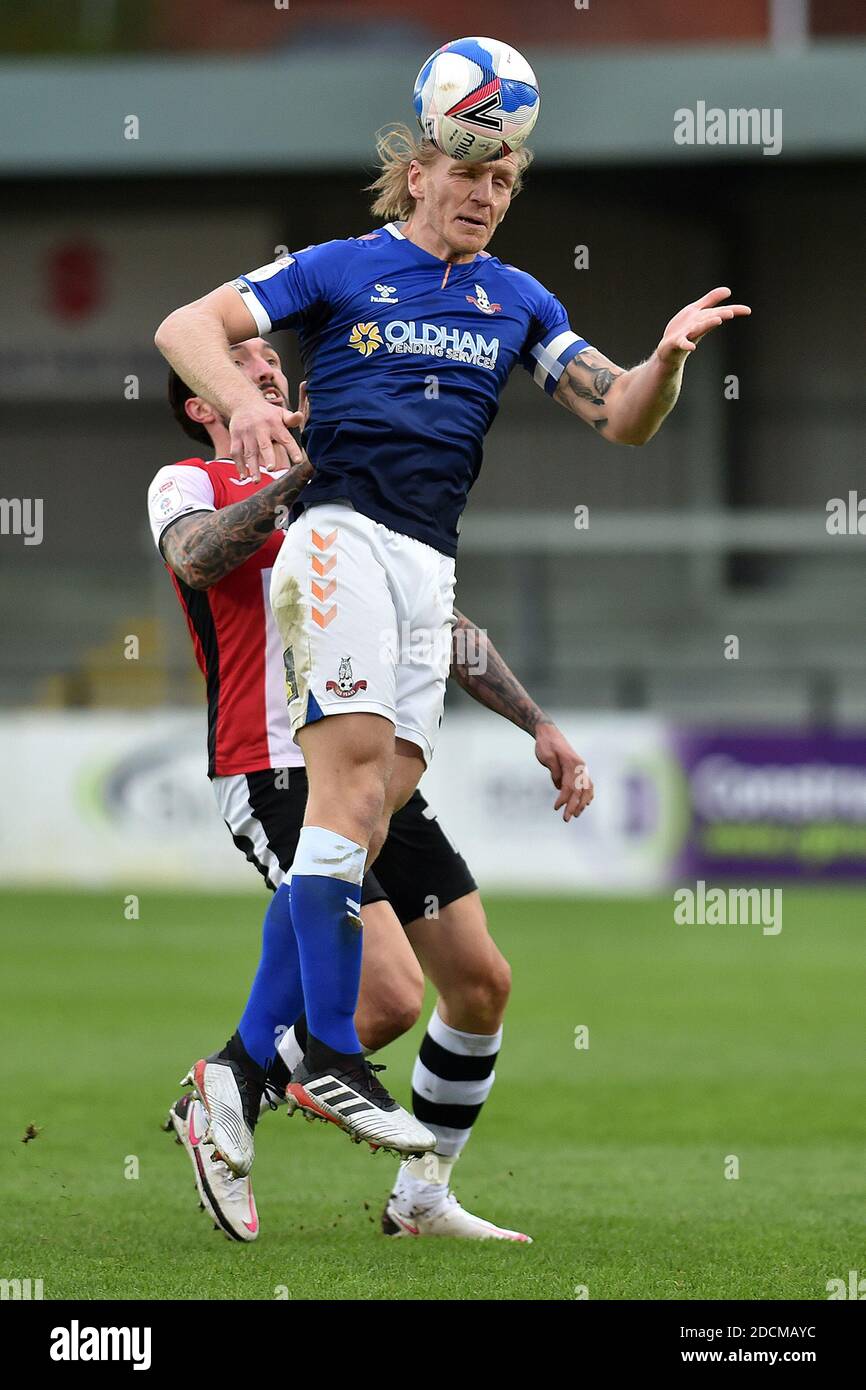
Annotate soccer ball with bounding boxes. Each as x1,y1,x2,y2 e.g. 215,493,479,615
413,36,540,163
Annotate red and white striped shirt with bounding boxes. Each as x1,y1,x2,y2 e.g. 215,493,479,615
147,457,303,777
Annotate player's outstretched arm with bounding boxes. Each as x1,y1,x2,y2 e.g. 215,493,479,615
451,610,594,821
162,458,313,590
553,287,751,445
155,285,304,479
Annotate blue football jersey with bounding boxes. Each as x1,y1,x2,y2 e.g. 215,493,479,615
231,221,590,557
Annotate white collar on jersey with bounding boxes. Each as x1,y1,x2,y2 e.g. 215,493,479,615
384,221,406,239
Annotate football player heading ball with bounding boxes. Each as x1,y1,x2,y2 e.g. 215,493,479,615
155,34,750,1160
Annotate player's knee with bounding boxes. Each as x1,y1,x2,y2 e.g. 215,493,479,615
490,951,512,1011
301,718,392,843
357,977,424,1052
351,781,387,843
319,770,385,846
480,954,512,1019
366,815,390,867
452,951,512,1029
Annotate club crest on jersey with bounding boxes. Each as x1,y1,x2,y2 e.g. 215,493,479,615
370,283,399,304
348,322,383,355
325,656,367,699
466,283,501,315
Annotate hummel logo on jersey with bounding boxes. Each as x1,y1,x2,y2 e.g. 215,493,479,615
348,322,383,355
466,283,502,315
370,282,399,304
325,656,367,699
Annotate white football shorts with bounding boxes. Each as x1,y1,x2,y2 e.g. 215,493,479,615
270,503,456,764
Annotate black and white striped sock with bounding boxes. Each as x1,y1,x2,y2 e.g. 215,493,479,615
411,1007,502,1160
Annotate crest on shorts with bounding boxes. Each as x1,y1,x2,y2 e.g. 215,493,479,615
325,656,367,699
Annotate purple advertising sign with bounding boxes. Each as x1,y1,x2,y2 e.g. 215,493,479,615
675,731,866,879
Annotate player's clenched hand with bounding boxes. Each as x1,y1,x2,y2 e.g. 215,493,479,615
534,722,594,822
656,287,751,366
228,397,306,481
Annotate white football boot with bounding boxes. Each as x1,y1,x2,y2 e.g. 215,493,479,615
382,1188,532,1242
286,1058,435,1158
164,1094,259,1243
180,1054,257,1177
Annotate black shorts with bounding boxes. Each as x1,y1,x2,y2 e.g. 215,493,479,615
212,767,477,927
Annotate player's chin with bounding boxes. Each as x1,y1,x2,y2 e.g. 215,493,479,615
453,224,490,253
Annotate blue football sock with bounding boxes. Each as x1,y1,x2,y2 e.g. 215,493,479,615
238,882,304,1072
289,825,366,1056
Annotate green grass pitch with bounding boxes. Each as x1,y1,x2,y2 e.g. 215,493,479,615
0,888,861,1301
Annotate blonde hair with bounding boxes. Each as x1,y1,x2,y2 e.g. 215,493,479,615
366,123,533,223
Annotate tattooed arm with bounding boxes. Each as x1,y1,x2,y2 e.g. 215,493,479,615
553,346,630,439
161,457,313,589
554,287,751,444
450,609,594,821
554,344,685,446
451,610,549,735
